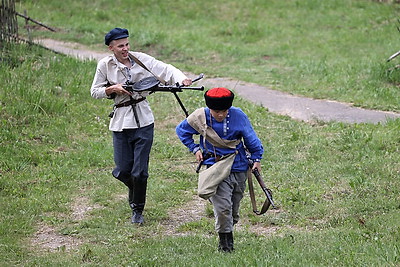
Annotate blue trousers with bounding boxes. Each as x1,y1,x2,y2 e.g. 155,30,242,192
111,123,154,212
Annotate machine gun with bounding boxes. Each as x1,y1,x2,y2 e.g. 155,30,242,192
122,74,204,117
247,153,276,215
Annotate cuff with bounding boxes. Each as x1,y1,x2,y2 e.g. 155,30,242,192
192,146,201,154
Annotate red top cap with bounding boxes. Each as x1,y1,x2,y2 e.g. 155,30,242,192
204,87,234,110
205,87,232,98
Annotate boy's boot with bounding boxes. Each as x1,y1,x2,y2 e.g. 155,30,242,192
227,232,234,251
218,233,233,252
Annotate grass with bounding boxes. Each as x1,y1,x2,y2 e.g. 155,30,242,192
16,0,400,111
1,0,400,266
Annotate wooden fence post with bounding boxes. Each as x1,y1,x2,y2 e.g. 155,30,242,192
0,0,19,45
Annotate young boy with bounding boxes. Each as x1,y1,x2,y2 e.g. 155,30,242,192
176,87,264,252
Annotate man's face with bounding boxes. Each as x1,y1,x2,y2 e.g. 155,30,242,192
210,109,229,122
109,38,130,62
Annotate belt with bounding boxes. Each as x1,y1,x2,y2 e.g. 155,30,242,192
115,97,146,108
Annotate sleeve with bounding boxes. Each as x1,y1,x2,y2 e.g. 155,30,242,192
176,119,201,153
239,110,264,161
137,53,188,85
90,60,109,99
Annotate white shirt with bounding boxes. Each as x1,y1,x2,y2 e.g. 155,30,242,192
91,52,188,132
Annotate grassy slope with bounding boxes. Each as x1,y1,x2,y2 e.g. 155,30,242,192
17,0,400,111
0,0,400,265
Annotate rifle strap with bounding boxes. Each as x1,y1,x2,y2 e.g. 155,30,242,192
247,169,270,215
128,52,167,84
114,97,146,108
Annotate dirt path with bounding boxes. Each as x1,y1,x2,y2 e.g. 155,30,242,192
36,39,400,124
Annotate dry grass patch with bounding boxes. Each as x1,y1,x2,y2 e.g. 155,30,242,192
30,194,102,252
30,223,83,252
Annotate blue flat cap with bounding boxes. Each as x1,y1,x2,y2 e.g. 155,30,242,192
105,28,129,45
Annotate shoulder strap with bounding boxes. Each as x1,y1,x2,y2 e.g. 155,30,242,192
187,108,240,149
128,52,167,84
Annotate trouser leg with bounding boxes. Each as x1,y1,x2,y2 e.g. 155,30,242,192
211,177,234,233
112,124,154,213
232,172,247,225
211,172,246,252
129,124,153,212
210,172,247,233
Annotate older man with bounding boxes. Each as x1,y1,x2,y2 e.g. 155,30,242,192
91,27,192,224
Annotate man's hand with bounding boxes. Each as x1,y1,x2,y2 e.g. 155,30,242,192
181,79,192,86
106,84,132,96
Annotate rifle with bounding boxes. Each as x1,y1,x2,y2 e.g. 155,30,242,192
247,155,276,215
122,74,204,117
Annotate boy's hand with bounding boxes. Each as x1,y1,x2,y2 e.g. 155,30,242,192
195,150,203,162
252,161,261,173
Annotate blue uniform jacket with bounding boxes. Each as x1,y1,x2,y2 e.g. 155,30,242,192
176,107,264,172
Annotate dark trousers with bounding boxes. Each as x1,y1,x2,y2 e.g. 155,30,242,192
111,123,154,212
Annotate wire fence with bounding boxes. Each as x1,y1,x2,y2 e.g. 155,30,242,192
0,0,18,45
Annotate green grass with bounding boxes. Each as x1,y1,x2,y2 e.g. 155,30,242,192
1,0,400,266
16,0,400,111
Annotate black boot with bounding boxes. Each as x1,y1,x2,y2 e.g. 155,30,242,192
227,232,234,252
130,203,145,224
131,210,144,224
218,233,233,253
128,179,147,225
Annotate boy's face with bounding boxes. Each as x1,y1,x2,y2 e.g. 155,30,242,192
109,38,130,62
210,109,229,122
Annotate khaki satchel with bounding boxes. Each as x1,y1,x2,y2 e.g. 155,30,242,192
197,153,236,199
187,108,240,200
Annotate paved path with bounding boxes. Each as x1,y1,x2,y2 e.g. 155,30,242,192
201,78,400,124
36,39,400,124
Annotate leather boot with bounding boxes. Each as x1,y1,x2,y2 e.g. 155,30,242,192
130,203,145,224
227,232,234,252
129,179,147,209
131,210,144,224
128,178,146,225
218,233,233,253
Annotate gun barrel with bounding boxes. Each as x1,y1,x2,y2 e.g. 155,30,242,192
182,86,204,91
123,85,204,92
252,169,276,209
192,73,204,83
156,85,204,91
